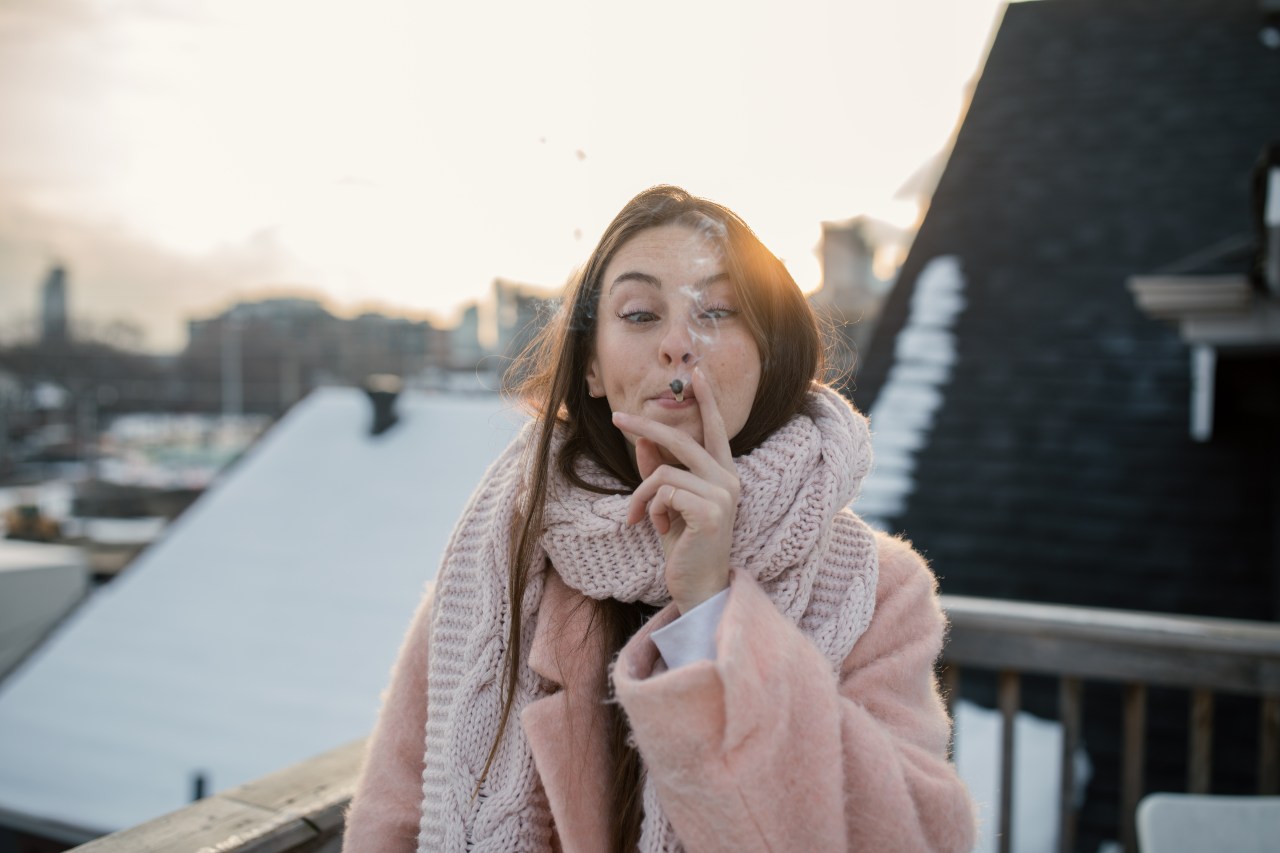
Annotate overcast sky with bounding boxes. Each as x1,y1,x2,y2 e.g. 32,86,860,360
0,0,1018,351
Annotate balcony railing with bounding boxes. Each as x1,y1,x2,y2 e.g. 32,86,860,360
70,596,1280,853
943,595,1280,853
70,738,364,853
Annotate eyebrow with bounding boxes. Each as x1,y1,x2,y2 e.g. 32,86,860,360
608,271,730,294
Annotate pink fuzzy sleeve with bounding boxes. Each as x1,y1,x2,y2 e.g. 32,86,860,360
612,533,976,853
343,585,434,853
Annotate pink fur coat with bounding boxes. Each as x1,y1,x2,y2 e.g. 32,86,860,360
344,531,976,852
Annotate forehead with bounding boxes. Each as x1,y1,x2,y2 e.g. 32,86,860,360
605,224,726,281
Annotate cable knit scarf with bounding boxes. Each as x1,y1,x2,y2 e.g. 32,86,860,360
417,383,879,852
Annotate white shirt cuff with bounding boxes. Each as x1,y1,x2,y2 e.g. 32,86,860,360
651,589,729,669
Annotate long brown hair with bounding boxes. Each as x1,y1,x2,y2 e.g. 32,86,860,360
489,185,824,850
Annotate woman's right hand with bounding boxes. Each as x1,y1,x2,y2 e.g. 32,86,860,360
613,366,740,614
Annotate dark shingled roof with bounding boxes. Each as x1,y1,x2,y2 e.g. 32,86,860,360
846,2,1280,844
849,0,1280,621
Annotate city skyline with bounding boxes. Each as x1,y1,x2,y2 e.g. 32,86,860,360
0,0,1020,352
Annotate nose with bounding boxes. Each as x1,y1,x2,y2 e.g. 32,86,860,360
658,321,694,367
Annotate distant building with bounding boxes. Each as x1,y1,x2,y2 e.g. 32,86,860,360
0,368,21,475
495,278,556,358
493,278,560,385
345,312,439,384
181,298,441,415
809,218,901,378
449,304,484,370
40,265,69,345
811,219,880,318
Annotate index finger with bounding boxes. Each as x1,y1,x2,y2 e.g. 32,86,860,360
691,365,733,470
612,411,720,480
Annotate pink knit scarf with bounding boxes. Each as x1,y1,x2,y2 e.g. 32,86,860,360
418,383,879,852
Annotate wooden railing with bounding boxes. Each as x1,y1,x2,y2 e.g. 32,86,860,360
69,597,1280,853
70,739,365,853
942,595,1280,853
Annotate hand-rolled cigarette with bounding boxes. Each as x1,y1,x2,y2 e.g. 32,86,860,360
670,379,684,403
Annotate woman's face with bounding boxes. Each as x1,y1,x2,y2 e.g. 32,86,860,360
586,223,762,451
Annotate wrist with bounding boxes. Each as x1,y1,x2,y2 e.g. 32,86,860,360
673,578,729,615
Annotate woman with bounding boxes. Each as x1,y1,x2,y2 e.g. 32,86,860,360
345,186,976,852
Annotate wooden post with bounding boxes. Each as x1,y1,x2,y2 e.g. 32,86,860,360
1261,694,1280,795
1121,683,1147,853
998,670,1020,853
1058,677,1082,853
1187,688,1214,794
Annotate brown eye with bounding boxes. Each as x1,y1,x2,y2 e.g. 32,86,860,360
697,306,736,321
617,310,658,324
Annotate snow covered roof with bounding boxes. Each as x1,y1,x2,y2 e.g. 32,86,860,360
0,388,523,837
0,539,84,575
0,541,88,683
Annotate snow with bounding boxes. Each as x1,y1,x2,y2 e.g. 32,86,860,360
62,517,169,545
894,326,959,367
954,700,1092,853
855,255,967,528
0,541,89,683
0,388,522,835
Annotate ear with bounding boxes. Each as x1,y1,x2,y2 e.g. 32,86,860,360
585,356,604,398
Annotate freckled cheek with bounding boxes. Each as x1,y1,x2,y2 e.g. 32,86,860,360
608,367,649,411
704,342,761,385
716,342,762,432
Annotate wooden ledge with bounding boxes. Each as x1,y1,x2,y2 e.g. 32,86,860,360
71,738,366,853
942,595,1280,694
1127,274,1253,317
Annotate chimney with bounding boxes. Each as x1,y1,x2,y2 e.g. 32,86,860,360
364,374,403,437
